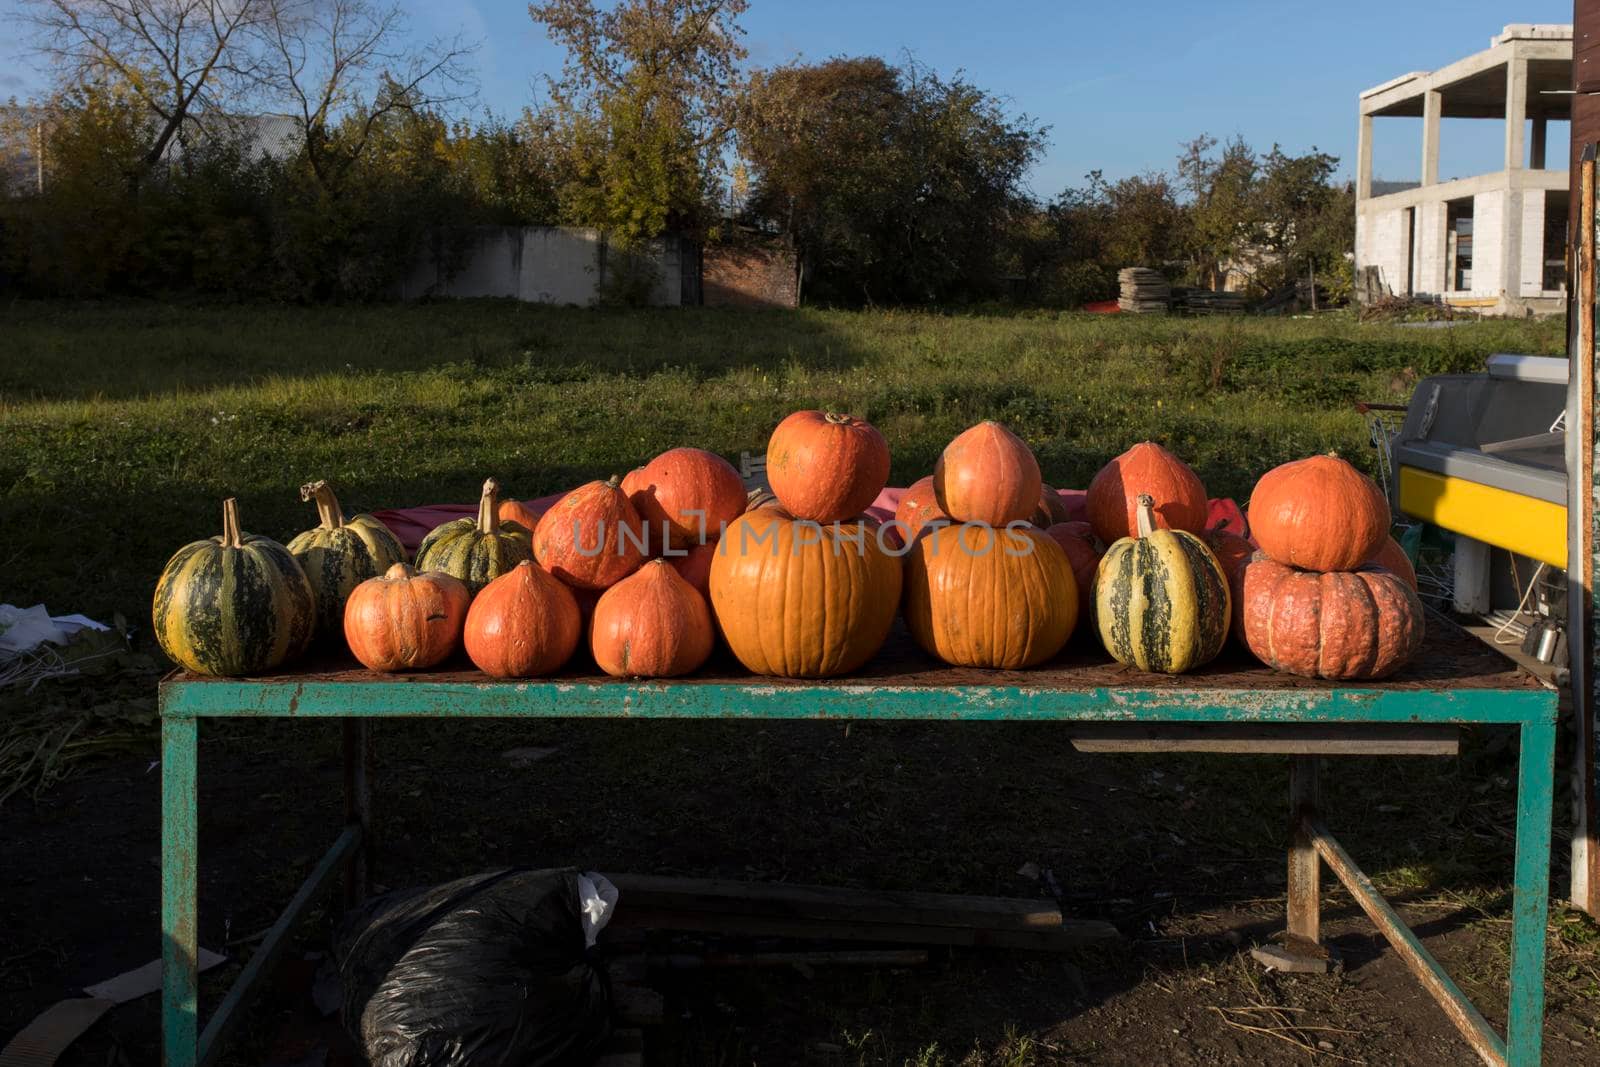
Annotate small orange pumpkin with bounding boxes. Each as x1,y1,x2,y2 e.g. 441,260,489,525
1032,484,1073,527
622,447,747,549
343,563,470,672
463,560,581,677
591,560,714,678
1368,534,1419,592
667,540,718,598
1086,441,1208,545
766,410,890,522
1045,521,1102,623
893,475,950,546
498,497,546,533
533,477,648,590
934,421,1041,526
905,524,1077,668
1249,454,1389,572
1237,557,1424,679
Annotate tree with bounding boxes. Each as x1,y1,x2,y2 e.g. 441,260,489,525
1255,144,1349,298
1177,134,1258,288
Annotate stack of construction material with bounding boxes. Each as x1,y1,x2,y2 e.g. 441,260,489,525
1180,288,1248,315
1118,268,1170,313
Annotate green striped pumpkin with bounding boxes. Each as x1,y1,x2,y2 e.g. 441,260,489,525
287,481,406,641
152,498,316,676
1094,493,1230,674
415,478,534,594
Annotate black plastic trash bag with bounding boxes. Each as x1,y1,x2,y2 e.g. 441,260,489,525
336,867,613,1067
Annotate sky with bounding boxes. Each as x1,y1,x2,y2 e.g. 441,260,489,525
0,0,1579,196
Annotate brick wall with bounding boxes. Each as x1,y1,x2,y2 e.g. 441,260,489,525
702,239,799,308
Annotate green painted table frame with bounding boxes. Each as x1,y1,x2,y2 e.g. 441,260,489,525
158,678,1557,1067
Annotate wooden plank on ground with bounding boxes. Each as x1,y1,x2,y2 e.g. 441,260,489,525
1066,723,1460,755
605,874,1063,930
606,907,1119,951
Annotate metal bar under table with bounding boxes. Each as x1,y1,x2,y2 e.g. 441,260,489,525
158,631,1556,1067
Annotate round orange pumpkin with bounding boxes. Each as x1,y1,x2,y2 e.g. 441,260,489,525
766,410,890,522
591,560,714,678
709,511,901,677
343,563,470,672
1237,557,1424,679
1086,441,1208,545
498,497,545,533
893,475,950,547
623,447,747,549
1248,454,1389,572
463,560,582,677
667,540,717,598
934,421,1041,526
1368,534,1418,592
533,477,648,590
1045,521,1102,623
905,524,1077,668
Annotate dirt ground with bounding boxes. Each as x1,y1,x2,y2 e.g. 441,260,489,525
4,673,1600,1066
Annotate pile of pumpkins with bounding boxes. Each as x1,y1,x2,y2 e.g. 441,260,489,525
153,411,1424,683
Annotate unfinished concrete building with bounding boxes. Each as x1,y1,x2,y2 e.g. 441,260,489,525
1356,25,1572,315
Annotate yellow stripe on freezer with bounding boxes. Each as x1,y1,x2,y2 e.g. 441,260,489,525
1396,466,1566,568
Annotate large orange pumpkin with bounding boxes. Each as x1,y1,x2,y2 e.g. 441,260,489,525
533,477,648,590
591,560,714,678
766,411,890,522
623,447,747,548
343,563,470,672
463,560,582,677
1248,454,1389,572
709,511,901,677
934,421,1041,526
1237,558,1424,679
1368,534,1418,592
667,540,717,598
905,524,1077,668
893,475,950,547
1086,441,1208,545
1045,521,1102,623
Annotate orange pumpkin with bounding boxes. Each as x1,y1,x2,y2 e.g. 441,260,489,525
1249,454,1389,572
533,477,648,590
498,497,545,533
709,511,901,677
622,447,747,549
1032,484,1073,527
463,560,581,677
766,410,891,522
1368,534,1418,592
591,560,714,678
1202,525,1258,643
342,563,470,672
905,524,1077,668
1045,521,1102,623
934,421,1041,526
893,475,950,547
667,540,717,598
1086,441,1208,545
1237,558,1424,679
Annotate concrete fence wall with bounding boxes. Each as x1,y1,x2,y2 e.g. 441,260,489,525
398,226,687,306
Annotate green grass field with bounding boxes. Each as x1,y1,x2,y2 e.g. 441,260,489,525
1,299,1565,630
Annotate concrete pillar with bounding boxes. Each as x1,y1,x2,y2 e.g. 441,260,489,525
1357,112,1373,200
1506,52,1528,170
1422,89,1441,186
1531,115,1548,169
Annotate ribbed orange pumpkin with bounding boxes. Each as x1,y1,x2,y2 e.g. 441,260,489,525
1086,442,1208,545
533,477,648,590
1248,454,1389,572
622,447,747,548
498,497,545,533
343,563,470,672
709,511,901,677
1368,535,1418,591
1032,484,1072,528
667,540,717,598
766,410,890,522
905,524,1077,668
1238,558,1424,679
591,560,714,678
1045,521,1101,622
934,421,1041,526
893,475,949,547
463,560,581,677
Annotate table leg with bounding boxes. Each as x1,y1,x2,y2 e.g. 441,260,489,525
342,718,371,910
1252,755,1337,973
1506,718,1556,1067
161,715,199,1067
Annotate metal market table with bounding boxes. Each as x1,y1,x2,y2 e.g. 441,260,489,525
159,621,1556,1067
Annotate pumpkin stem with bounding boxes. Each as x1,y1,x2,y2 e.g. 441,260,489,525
1134,494,1157,538
220,498,244,549
385,562,416,580
300,480,344,530
824,412,853,425
606,474,622,489
478,478,501,533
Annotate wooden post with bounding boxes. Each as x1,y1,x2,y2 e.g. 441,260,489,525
1574,147,1600,917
